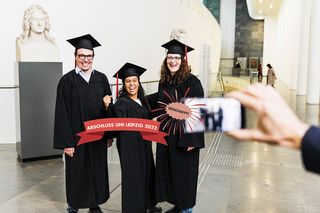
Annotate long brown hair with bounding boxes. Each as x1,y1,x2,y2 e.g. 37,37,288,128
160,56,191,86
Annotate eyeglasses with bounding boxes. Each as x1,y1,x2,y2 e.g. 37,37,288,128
167,56,182,61
77,54,94,60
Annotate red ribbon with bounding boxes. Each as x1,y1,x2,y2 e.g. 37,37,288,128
77,118,167,146
185,45,188,68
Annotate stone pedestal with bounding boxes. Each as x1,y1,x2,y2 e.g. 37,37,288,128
16,62,63,161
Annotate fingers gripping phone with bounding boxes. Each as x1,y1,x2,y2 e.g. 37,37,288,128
184,98,246,133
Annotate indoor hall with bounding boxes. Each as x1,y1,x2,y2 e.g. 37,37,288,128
1,0,320,212
1,83,320,212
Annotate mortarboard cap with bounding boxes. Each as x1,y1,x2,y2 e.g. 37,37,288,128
161,39,194,56
113,62,146,80
67,34,101,51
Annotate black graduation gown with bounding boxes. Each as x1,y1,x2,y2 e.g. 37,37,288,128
149,74,205,209
53,69,111,208
112,96,156,213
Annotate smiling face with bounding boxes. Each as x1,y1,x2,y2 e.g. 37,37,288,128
124,76,139,99
75,48,94,72
166,53,182,76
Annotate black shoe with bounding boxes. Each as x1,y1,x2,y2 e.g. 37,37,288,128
88,206,103,213
165,206,180,213
147,206,163,213
67,206,78,213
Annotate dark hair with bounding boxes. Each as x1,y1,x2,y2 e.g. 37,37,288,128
118,78,150,110
267,63,272,68
74,49,95,56
160,56,191,86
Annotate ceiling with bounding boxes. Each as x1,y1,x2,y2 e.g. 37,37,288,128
246,0,283,20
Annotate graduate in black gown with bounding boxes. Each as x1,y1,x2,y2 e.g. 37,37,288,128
53,34,112,213
111,63,162,213
148,39,205,213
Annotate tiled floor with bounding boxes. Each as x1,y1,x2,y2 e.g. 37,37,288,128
1,84,320,212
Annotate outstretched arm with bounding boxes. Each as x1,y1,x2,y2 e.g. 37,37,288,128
226,83,309,149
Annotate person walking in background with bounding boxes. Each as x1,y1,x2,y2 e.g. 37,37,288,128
266,63,276,87
258,63,262,83
234,61,241,77
54,34,112,213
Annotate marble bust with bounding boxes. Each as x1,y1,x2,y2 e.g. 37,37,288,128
16,5,60,62
165,28,188,57
170,28,187,43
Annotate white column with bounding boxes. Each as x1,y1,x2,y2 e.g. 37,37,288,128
267,1,288,85
297,0,311,95
281,0,293,87
220,0,236,69
263,17,279,77
288,0,301,90
305,104,319,125
306,0,320,104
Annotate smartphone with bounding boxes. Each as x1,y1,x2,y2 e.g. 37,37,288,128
184,98,245,133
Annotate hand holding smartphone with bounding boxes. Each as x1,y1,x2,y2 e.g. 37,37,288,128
184,98,245,133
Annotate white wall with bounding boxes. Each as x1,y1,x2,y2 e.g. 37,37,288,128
0,89,19,143
0,0,220,85
0,0,221,143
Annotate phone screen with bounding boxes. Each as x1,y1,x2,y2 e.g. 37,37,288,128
184,98,245,133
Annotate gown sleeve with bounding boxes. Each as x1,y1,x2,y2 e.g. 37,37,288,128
104,74,112,96
106,99,128,140
301,126,320,174
103,74,112,116
102,74,114,140
53,77,75,149
113,99,128,118
146,92,158,118
146,81,160,112
178,75,205,148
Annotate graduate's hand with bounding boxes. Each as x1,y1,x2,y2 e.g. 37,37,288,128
64,147,75,157
226,83,309,150
103,95,112,109
187,147,195,151
107,139,113,148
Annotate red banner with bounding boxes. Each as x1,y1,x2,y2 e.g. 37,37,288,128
77,118,167,146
